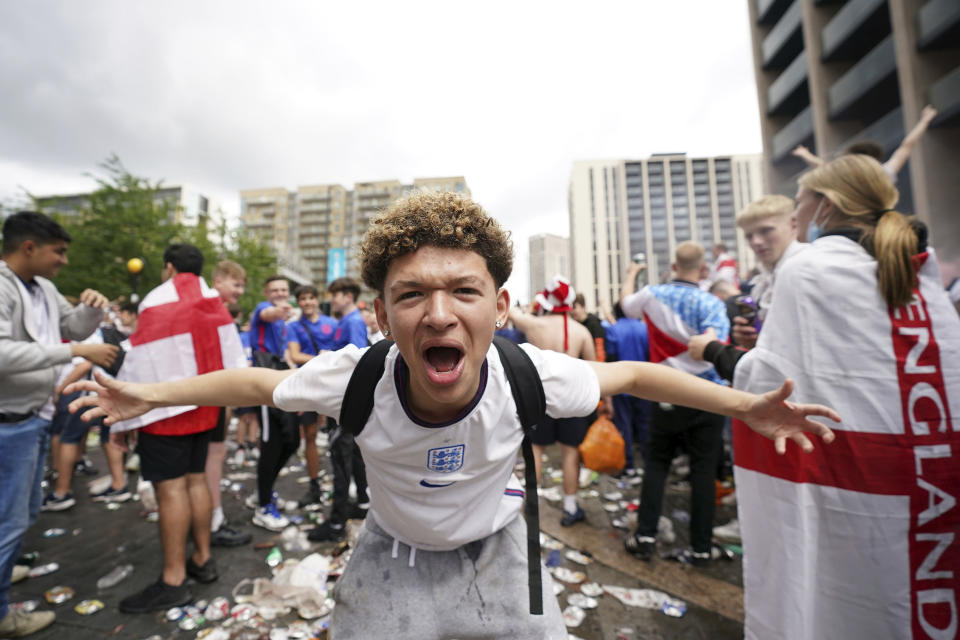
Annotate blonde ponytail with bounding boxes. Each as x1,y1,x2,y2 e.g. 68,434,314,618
867,210,917,309
799,154,920,309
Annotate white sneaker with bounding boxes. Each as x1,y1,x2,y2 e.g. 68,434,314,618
713,518,741,543
0,609,55,636
11,565,29,584
245,491,286,511
125,453,141,472
252,503,290,531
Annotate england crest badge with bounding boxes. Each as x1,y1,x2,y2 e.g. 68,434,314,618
427,444,465,473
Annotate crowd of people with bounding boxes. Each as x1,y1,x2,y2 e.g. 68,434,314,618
0,140,957,639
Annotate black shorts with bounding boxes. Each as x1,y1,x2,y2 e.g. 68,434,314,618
530,412,597,448
298,411,320,427
233,406,257,416
137,429,212,482
210,408,226,443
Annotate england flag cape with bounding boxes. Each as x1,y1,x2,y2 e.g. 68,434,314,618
112,273,246,434
732,236,960,640
621,286,714,377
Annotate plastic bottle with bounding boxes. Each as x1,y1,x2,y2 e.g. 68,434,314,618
96,564,134,589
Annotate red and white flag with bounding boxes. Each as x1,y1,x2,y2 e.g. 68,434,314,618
733,239,960,640
621,287,714,377
112,273,246,434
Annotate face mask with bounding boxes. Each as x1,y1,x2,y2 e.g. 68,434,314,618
806,198,832,242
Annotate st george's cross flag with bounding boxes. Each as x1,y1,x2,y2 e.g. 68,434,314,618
732,238,960,640
111,272,246,435
620,286,716,377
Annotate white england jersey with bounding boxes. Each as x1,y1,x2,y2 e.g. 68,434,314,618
274,341,600,551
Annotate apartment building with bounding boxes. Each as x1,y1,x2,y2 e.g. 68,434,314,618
528,233,571,298
241,177,470,287
747,0,959,253
568,154,763,312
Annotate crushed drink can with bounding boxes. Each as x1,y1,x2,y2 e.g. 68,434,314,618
42,528,66,538
580,582,603,597
28,562,59,578
266,547,282,567
231,603,257,621
179,614,205,631
165,606,186,621
10,600,39,613
44,586,75,604
562,605,586,628
661,600,687,617
204,597,229,621
567,593,598,609
74,599,105,615
17,552,38,565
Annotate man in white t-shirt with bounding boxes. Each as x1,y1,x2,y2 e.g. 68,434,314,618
68,191,839,639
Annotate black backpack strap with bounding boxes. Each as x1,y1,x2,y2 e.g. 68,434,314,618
338,339,393,436
299,317,321,355
492,336,546,615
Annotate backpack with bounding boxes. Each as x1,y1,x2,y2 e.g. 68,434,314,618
338,336,547,615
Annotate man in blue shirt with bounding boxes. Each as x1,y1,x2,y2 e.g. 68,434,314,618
606,302,650,478
248,275,297,532
308,277,370,542
286,284,337,508
619,242,730,565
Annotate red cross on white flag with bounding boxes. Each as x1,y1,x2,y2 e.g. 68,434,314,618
733,248,959,640
112,273,246,435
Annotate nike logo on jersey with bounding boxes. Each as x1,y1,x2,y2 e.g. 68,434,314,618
419,479,455,488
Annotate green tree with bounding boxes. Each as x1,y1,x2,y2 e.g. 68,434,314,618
34,155,277,314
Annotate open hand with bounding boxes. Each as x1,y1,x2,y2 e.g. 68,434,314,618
740,379,839,454
65,370,154,426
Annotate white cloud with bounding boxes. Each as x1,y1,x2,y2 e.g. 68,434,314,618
0,0,761,301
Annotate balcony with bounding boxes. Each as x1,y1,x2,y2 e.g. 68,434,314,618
767,52,810,115
821,0,890,62
838,107,904,155
756,0,794,25
772,106,814,162
917,0,960,50
762,0,804,69
828,35,898,120
928,64,960,125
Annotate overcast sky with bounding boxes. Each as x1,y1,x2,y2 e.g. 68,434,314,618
0,1,762,301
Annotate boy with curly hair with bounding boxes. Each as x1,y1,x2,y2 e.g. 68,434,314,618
68,191,838,638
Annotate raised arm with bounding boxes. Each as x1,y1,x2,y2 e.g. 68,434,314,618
590,360,838,454
885,105,938,176
66,367,293,426
791,145,823,168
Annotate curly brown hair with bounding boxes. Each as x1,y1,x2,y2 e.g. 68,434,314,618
360,190,513,295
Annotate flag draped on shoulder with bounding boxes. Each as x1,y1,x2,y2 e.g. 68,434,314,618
621,287,714,377
113,273,246,435
732,238,960,640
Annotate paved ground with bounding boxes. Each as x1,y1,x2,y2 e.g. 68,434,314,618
10,433,744,639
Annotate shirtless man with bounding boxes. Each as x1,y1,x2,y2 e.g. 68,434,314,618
509,276,596,526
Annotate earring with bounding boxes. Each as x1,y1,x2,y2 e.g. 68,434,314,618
382,329,391,337
495,321,503,329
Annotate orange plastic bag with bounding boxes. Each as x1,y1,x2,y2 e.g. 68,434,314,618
578,415,625,474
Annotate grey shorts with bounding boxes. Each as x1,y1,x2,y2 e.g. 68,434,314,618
331,513,566,640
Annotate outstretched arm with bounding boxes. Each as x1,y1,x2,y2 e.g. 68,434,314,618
885,105,938,176
65,367,293,426
590,360,838,454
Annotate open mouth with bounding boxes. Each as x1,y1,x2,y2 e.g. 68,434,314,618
423,346,465,385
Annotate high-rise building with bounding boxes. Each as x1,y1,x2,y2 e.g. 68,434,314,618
528,234,571,298
240,177,470,288
37,185,218,228
746,0,960,253
568,154,764,312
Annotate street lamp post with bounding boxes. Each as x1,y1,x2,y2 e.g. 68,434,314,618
127,257,144,304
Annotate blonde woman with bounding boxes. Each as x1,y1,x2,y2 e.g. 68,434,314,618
731,155,960,640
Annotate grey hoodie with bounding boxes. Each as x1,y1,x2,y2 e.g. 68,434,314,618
0,259,102,415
